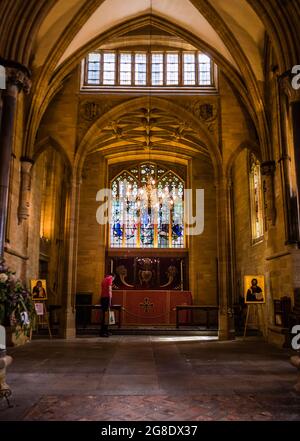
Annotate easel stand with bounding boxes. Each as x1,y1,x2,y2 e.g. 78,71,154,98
34,301,52,338
243,303,266,339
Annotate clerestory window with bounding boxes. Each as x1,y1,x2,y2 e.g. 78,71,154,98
82,50,215,90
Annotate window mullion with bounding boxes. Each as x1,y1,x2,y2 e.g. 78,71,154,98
116,51,119,86
84,49,214,90
84,56,89,85
163,52,166,86
179,51,183,86
100,52,103,85
196,52,199,86
132,52,134,86
210,60,214,86
147,52,150,86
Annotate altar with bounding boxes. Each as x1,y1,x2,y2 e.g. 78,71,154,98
112,290,192,326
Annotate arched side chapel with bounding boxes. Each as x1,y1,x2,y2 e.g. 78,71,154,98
0,1,299,344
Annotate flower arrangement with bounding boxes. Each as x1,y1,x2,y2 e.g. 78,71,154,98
0,271,36,338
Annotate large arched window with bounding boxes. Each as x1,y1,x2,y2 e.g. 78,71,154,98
110,163,184,248
249,153,264,242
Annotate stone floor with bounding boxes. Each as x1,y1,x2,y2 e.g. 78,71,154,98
0,335,300,421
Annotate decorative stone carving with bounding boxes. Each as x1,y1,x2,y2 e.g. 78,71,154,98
18,158,34,223
174,122,188,140
110,121,123,139
280,73,300,103
261,161,276,226
6,66,31,94
196,103,215,121
80,100,112,121
184,99,218,134
81,101,101,121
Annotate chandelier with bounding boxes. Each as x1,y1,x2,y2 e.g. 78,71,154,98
124,168,175,213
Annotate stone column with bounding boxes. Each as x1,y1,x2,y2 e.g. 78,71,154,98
61,175,81,339
216,175,233,340
279,73,300,244
18,158,34,224
0,61,31,271
0,90,3,135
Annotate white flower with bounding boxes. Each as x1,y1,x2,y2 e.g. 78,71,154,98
0,273,8,283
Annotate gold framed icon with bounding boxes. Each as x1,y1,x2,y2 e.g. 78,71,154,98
31,279,47,300
244,275,265,304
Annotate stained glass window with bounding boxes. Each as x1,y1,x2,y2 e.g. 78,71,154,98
110,164,184,248
249,153,264,242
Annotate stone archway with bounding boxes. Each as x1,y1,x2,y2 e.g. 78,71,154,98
66,96,233,339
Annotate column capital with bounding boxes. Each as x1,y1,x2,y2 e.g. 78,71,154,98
0,59,32,94
279,71,300,103
6,67,31,94
20,156,34,164
20,157,34,172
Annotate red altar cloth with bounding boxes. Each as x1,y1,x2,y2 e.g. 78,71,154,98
112,290,192,325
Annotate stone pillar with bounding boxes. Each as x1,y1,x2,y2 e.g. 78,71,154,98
0,61,31,271
279,71,300,332
61,176,81,339
227,176,237,338
0,90,3,135
18,158,34,224
261,161,276,226
216,176,233,340
279,73,300,244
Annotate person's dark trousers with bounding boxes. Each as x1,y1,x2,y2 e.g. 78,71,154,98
100,297,110,335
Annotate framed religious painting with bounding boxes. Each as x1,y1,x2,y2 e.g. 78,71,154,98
244,275,265,304
30,279,48,300
34,302,44,316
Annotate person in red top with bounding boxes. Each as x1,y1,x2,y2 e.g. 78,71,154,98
100,273,115,337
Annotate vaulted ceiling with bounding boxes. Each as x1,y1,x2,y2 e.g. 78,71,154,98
1,0,299,76
1,0,299,162
89,107,210,159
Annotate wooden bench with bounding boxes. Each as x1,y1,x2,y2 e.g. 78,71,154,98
175,305,219,329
